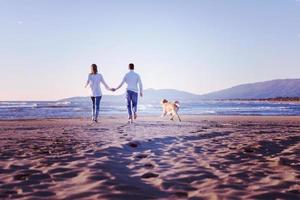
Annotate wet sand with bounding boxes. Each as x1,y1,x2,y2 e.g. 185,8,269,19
0,116,299,199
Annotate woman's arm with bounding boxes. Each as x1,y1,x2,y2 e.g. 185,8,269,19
100,75,112,91
85,75,90,88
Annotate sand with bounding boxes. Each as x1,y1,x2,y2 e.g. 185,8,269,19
0,115,299,200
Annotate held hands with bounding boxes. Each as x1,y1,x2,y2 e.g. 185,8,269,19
111,88,116,92
140,92,143,97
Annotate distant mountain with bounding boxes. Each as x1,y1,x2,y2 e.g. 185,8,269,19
61,79,300,103
199,79,300,99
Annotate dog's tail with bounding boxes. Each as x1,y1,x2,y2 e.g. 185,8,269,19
174,101,180,107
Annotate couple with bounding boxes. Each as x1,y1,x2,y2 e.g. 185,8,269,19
85,63,143,123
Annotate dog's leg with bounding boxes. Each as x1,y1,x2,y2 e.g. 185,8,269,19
161,110,167,118
176,112,182,122
170,112,175,121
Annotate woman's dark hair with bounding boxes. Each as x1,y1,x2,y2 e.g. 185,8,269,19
91,64,98,74
129,63,134,70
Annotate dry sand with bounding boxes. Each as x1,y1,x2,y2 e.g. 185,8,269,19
0,115,299,200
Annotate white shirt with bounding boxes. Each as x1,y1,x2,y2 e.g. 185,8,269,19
118,70,143,93
86,73,109,96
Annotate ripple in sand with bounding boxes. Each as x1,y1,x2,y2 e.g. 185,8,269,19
32,190,56,197
250,191,299,200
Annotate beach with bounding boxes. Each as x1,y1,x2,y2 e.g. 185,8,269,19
0,116,299,199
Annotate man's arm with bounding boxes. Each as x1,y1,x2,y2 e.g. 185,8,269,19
138,75,143,97
114,76,126,91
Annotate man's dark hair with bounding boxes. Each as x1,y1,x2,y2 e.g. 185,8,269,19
129,63,134,70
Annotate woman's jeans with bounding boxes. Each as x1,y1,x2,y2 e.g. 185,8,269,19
91,96,102,120
126,90,138,117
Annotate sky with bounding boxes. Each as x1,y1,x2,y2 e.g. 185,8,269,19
0,0,299,101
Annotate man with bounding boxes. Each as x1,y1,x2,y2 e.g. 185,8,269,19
113,63,143,123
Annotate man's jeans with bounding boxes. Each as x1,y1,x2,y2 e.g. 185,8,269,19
126,90,138,117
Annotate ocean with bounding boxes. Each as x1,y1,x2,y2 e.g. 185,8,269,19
1,100,300,120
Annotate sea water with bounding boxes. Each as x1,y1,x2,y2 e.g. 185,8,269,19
1,100,300,119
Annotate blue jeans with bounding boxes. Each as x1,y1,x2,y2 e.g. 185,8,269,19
126,90,138,117
91,96,102,120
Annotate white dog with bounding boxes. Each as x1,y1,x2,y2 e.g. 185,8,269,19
160,99,181,122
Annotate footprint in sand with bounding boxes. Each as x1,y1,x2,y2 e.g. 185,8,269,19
48,167,72,174
174,192,188,198
190,129,205,133
194,147,203,154
0,190,18,198
141,172,159,179
28,173,52,182
135,153,148,159
143,163,155,168
128,142,139,148
53,170,80,179
116,127,124,132
14,173,31,181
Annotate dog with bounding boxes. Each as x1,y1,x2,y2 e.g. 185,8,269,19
160,99,181,122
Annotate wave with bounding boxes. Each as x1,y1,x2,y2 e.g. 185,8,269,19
0,102,37,108
45,101,71,108
1,101,300,120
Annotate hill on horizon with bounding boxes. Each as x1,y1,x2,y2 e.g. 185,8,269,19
199,79,300,99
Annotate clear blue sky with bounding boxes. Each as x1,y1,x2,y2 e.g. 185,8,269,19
0,0,299,100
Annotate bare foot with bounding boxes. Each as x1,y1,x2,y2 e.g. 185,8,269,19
128,116,133,124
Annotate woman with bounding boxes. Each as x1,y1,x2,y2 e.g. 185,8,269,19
85,64,112,122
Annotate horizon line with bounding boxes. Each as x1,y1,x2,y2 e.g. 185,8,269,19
1,78,300,101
